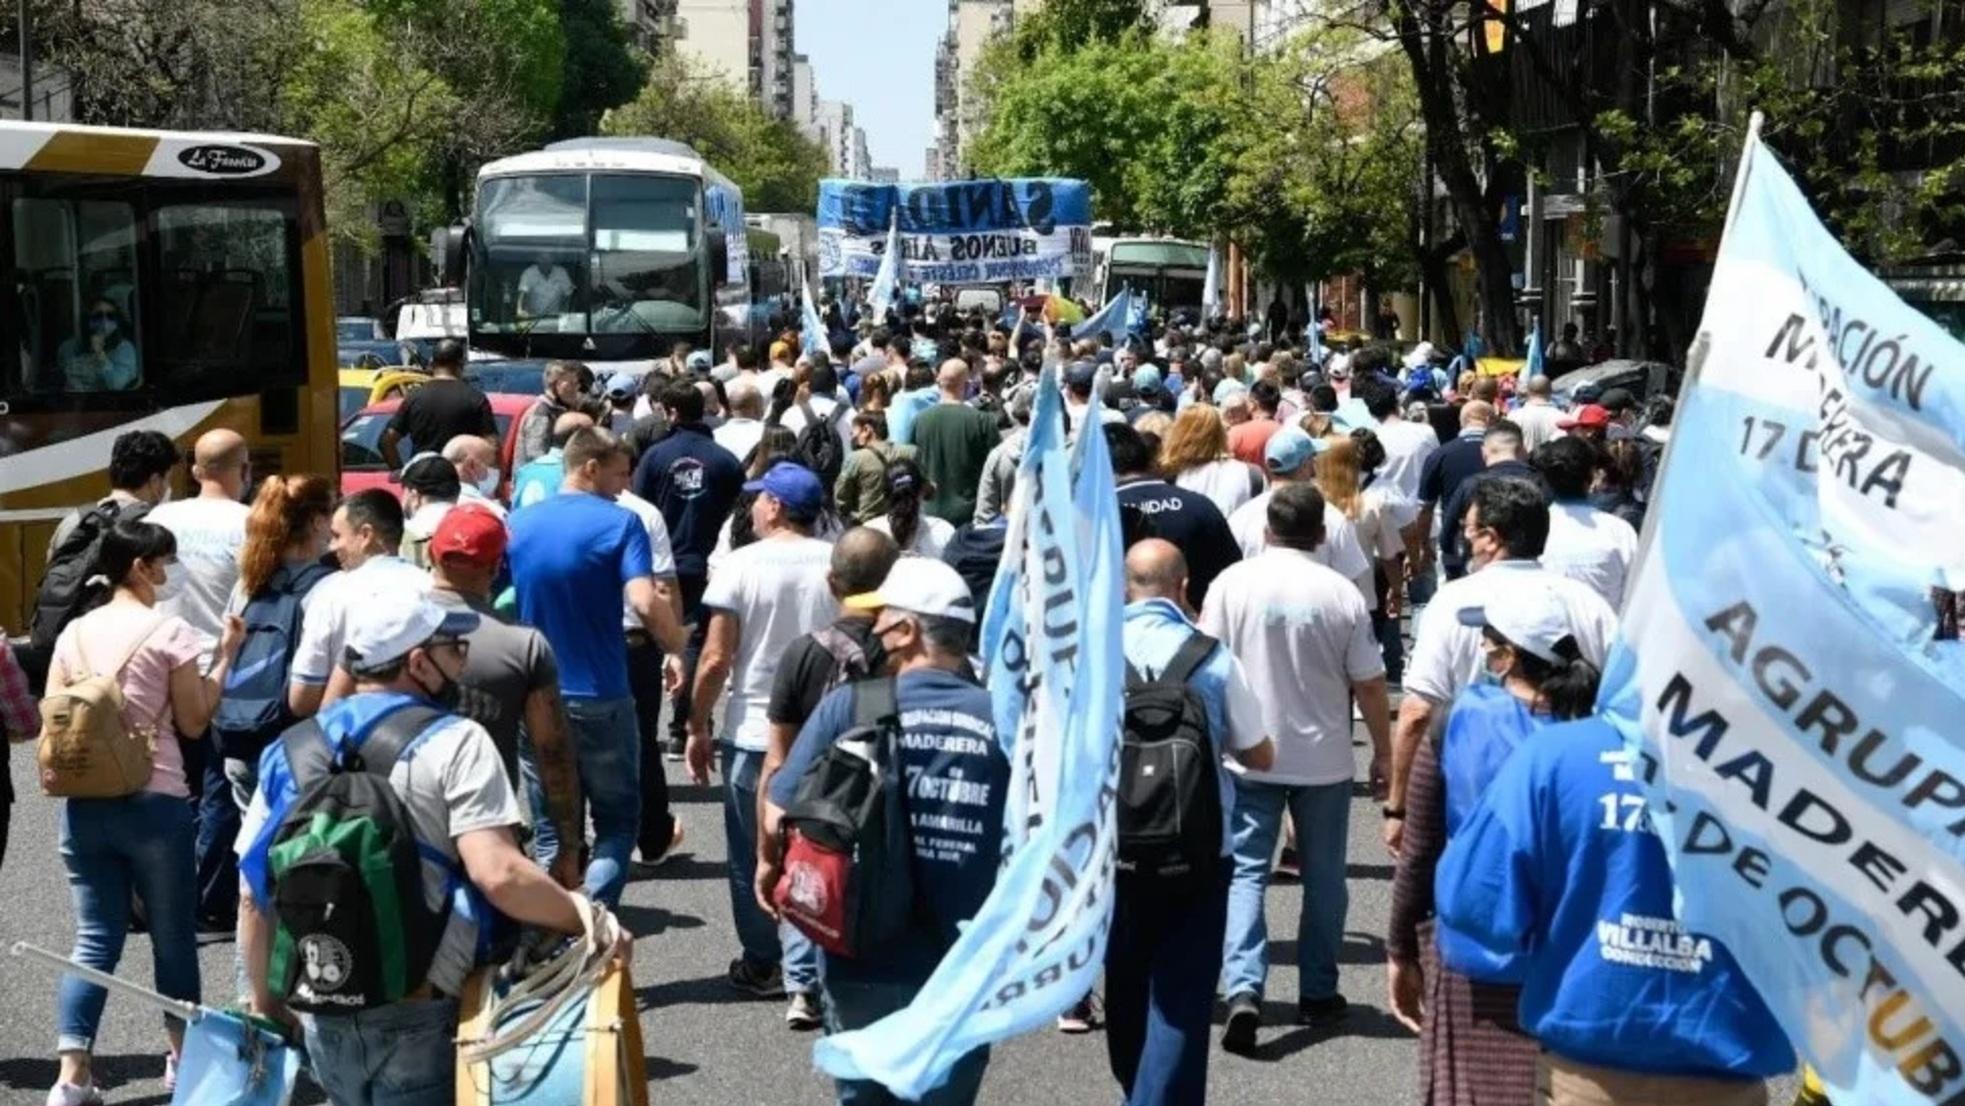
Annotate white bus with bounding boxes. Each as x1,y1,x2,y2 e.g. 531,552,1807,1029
1097,236,1210,316
454,137,756,371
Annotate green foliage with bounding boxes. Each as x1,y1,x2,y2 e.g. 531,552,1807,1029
601,52,831,212
998,0,1154,60
968,31,1245,235
551,0,651,139
1221,30,1423,291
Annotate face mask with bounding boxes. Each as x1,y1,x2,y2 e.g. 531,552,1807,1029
861,629,891,678
416,661,463,711
475,468,501,496
90,317,117,337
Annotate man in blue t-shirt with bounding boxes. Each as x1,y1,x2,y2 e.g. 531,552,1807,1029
1437,716,1794,1100
509,426,686,907
761,558,1006,1106
632,379,744,754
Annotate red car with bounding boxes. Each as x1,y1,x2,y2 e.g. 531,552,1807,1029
339,392,535,502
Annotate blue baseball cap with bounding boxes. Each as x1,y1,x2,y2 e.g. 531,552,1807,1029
1264,426,1328,475
605,370,639,398
1212,378,1248,406
1131,365,1163,393
743,461,823,520
1066,360,1099,390
685,350,713,372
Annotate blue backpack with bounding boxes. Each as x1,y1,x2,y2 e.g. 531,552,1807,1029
212,561,333,760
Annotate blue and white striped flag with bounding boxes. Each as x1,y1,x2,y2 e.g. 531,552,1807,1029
813,363,1126,1098
1201,244,1221,317
1516,319,1544,392
866,212,902,322
801,275,827,356
1073,288,1135,342
1305,283,1325,366
1597,117,1965,1106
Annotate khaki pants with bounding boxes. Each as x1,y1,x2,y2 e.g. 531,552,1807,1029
1539,1053,1770,1106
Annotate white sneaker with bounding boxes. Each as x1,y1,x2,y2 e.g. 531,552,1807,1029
46,1082,103,1106
785,990,823,1031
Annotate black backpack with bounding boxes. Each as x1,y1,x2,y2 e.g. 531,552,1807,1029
264,704,452,1014
210,561,334,761
774,678,914,957
22,500,150,693
793,399,845,490
1118,633,1224,881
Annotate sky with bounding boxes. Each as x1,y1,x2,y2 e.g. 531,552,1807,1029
797,0,942,175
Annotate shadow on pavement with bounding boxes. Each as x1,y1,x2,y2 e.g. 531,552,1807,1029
615,904,706,937
637,971,783,1010
643,1055,701,1082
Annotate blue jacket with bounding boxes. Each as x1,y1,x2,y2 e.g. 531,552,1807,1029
1436,716,1793,1079
630,422,744,578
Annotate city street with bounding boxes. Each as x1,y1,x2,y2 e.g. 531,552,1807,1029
0,737,1414,1105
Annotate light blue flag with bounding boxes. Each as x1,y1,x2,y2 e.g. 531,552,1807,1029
1596,119,1965,1106
1515,319,1543,393
1201,244,1221,317
800,275,826,356
866,212,901,321
1072,288,1133,342
1126,289,1149,335
1305,284,1325,366
813,362,1126,1099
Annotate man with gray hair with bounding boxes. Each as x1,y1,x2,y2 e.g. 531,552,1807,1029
761,557,1005,1105
514,359,589,468
443,434,507,518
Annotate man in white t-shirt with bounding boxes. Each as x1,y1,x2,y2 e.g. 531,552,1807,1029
1511,374,1567,451
713,379,767,465
614,486,687,866
688,461,836,1002
778,355,855,449
289,489,431,719
1386,474,1617,855
517,256,573,317
1228,428,1372,598
147,427,252,928
1530,436,1638,609
1201,483,1390,1047
1362,379,1438,529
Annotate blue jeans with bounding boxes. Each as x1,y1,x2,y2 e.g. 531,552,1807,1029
1221,778,1350,1002
824,973,990,1105
192,742,240,924
302,997,457,1106
1371,608,1405,688
720,744,818,993
1106,867,1229,1106
56,792,200,1052
538,696,640,909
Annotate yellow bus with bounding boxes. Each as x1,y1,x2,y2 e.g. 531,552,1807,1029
0,121,338,632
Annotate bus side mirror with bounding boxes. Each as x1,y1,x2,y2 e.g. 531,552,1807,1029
708,231,730,285
431,226,468,287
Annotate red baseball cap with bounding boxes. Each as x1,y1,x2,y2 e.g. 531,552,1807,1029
1557,403,1611,430
430,505,507,568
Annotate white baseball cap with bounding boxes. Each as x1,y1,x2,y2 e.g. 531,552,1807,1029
843,558,978,624
1456,583,1573,664
343,590,480,673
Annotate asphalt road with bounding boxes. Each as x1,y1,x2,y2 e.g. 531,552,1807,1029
0,728,1798,1106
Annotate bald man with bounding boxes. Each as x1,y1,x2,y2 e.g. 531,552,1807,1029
910,357,1000,526
443,434,508,518
713,379,766,465
147,427,254,929
1113,538,1272,1087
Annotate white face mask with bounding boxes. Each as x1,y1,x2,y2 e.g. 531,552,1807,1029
476,468,501,496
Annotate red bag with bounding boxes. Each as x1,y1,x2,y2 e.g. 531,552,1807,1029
773,678,913,958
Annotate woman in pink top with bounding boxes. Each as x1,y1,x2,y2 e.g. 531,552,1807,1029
43,519,242,1106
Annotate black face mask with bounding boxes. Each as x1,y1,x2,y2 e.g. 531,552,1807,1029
860,626,891,677
415,659,463,711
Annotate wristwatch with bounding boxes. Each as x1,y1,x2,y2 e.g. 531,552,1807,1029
1381,805,1406,821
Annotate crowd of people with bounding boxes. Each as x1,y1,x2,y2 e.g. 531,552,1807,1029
0,298,1807,1106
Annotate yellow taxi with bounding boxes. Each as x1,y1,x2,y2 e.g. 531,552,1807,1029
338,367,430,421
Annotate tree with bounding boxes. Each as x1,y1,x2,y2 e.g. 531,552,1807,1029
550,0,649,139
997,0,1154,60
968,32,1246,235
601,52,830,212
1221,30,1424,305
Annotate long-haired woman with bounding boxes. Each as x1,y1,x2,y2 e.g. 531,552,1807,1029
867,457,954,558
1317,431,1407,679
1386,590,1603,1106
44,520,244,1105
1160,404,1263,518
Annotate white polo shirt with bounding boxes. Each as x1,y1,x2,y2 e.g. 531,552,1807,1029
1404,557,1619,707
1227,492,1374,601
289,555,432,686
1539,500,1638,610
1199,548,1385,787
1374,417,1440,527
615,490,679,632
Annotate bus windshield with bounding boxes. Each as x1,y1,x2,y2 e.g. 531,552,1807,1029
472,172,705,339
